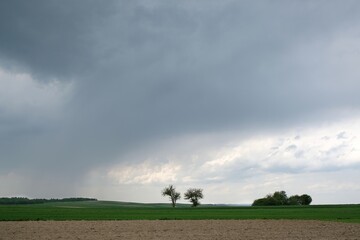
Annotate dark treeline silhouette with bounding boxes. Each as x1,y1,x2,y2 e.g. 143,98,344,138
0,197,97,205
252,191,312,206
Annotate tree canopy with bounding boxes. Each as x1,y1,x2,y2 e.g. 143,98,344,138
162,185,181,207
184,188,203,207
252,191,312,206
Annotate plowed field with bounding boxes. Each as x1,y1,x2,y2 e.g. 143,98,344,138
1,220,359,240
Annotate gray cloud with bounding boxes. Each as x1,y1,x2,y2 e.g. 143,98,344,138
337,131,347,139
285,145,297,151
1,1,360,201
0,0,118,79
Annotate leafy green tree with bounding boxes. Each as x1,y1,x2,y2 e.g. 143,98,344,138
299,194,312,205
288,195,301,205
252,196,278,206
184,188,203,207
288,194,312,205
162,185,181,207
272,191,288,205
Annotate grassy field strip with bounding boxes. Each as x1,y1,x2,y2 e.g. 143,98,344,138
0,201,359,223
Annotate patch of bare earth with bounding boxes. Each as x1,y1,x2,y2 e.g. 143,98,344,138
0,220,359,240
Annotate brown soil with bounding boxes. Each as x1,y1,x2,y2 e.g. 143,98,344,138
0,220,359,240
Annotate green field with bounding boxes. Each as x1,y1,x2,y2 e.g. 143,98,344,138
1,201,359,223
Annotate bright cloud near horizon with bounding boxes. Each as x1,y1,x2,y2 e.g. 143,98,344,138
1,0,360,204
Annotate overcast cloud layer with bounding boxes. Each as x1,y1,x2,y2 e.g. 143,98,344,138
1,0,360,204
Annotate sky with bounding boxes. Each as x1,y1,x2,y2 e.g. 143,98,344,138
1,0,360,204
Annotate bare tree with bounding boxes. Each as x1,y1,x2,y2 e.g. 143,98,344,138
162,185,181,207
184,188,203,207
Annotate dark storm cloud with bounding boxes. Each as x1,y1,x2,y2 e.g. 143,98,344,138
0,0,117,78
1,0,360,177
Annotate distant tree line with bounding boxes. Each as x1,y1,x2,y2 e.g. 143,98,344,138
252,191,312,206
0,197,97,205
